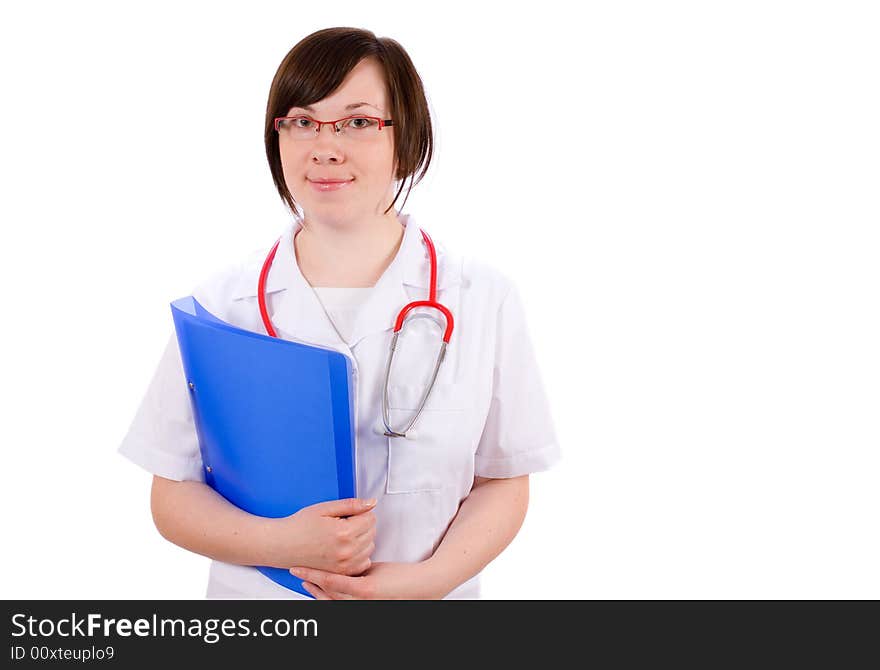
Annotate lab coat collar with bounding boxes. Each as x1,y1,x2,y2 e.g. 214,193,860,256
232,212,461,352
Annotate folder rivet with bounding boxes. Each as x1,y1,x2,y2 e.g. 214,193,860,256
206,466,212,473
188,381,195,390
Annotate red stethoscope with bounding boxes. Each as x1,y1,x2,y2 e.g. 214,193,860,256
257,227,454,438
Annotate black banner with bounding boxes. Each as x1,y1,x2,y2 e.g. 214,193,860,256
2,600,876,664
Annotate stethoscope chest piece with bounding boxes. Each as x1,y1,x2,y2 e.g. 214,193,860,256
381,331,448,439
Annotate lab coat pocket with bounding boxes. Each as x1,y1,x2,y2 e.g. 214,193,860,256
384,382,470,494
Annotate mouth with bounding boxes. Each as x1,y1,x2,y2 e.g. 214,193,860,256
308,178,354,192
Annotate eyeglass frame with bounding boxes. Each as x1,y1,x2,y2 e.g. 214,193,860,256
273,114,394,137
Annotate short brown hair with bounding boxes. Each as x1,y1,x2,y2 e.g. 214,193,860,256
264,27,434,220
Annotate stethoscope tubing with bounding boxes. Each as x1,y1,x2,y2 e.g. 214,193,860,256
257,226,454,438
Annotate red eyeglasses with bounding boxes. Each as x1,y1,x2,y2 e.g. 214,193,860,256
274,115,394,140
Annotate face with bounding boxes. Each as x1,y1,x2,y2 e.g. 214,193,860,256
279,57,397,227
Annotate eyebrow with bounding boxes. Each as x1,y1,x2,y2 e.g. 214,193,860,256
294,102,382,114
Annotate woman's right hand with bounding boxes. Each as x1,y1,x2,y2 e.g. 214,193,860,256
267,498,377,576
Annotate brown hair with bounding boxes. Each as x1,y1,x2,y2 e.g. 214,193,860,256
264,27,434,221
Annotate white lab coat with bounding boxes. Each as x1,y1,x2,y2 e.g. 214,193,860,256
118,212,561,599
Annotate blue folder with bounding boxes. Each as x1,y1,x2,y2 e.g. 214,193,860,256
170,295,357,598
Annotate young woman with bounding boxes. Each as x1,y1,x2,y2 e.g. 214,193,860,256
119,27,560,599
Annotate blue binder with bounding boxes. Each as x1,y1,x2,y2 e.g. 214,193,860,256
170,295,357,598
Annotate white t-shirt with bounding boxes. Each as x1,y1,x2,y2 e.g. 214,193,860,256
312,286,375,346
118,212,561,600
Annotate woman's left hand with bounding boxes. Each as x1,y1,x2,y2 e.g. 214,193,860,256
289,561,444,600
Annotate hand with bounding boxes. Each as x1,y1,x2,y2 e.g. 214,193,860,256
266,498,377,576
289,561,447,600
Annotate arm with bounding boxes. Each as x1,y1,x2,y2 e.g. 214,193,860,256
288,474,530,599
150,475,280,567
150,476,377,574
422,474,530,596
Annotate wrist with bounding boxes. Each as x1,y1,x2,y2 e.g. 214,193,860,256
254,516,288,568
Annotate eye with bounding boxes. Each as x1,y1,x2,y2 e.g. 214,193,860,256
278,116,314,131
349,117,377,129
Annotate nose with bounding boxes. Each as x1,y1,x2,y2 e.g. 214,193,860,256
310,123,345,162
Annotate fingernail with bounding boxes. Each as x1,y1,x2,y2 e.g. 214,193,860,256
289,568,302,576
363,498,377,507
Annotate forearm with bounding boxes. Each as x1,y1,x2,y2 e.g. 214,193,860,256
423,475,529,596
151,479,281,568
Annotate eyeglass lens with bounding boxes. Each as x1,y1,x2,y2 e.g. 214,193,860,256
277,116,383,140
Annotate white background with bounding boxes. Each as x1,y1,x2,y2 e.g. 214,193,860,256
1,1,878,599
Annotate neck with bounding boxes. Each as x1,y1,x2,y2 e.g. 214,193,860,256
294,211,405,288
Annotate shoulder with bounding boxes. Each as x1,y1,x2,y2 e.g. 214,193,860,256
457,252,518,309
401,230,513,303
435,243,525,342
189,245,272,319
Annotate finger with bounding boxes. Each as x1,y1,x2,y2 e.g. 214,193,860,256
318,497,377,518
315,582,357,600
303,578,358,600
345,510,376,537
337,553,372,578
302,581,333,600
352,516,377,542
349,542,376,573
291,567,361,596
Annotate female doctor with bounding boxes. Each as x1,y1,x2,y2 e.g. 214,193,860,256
118,27,560,599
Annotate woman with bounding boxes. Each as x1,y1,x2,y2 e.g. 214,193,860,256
118,27,560,599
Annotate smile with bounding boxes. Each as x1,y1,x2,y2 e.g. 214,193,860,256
308,179,354,192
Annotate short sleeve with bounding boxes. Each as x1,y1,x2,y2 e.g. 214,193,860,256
117,331,206,483
474,281,561,478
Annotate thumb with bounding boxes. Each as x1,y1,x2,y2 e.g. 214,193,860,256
316,497,377,518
